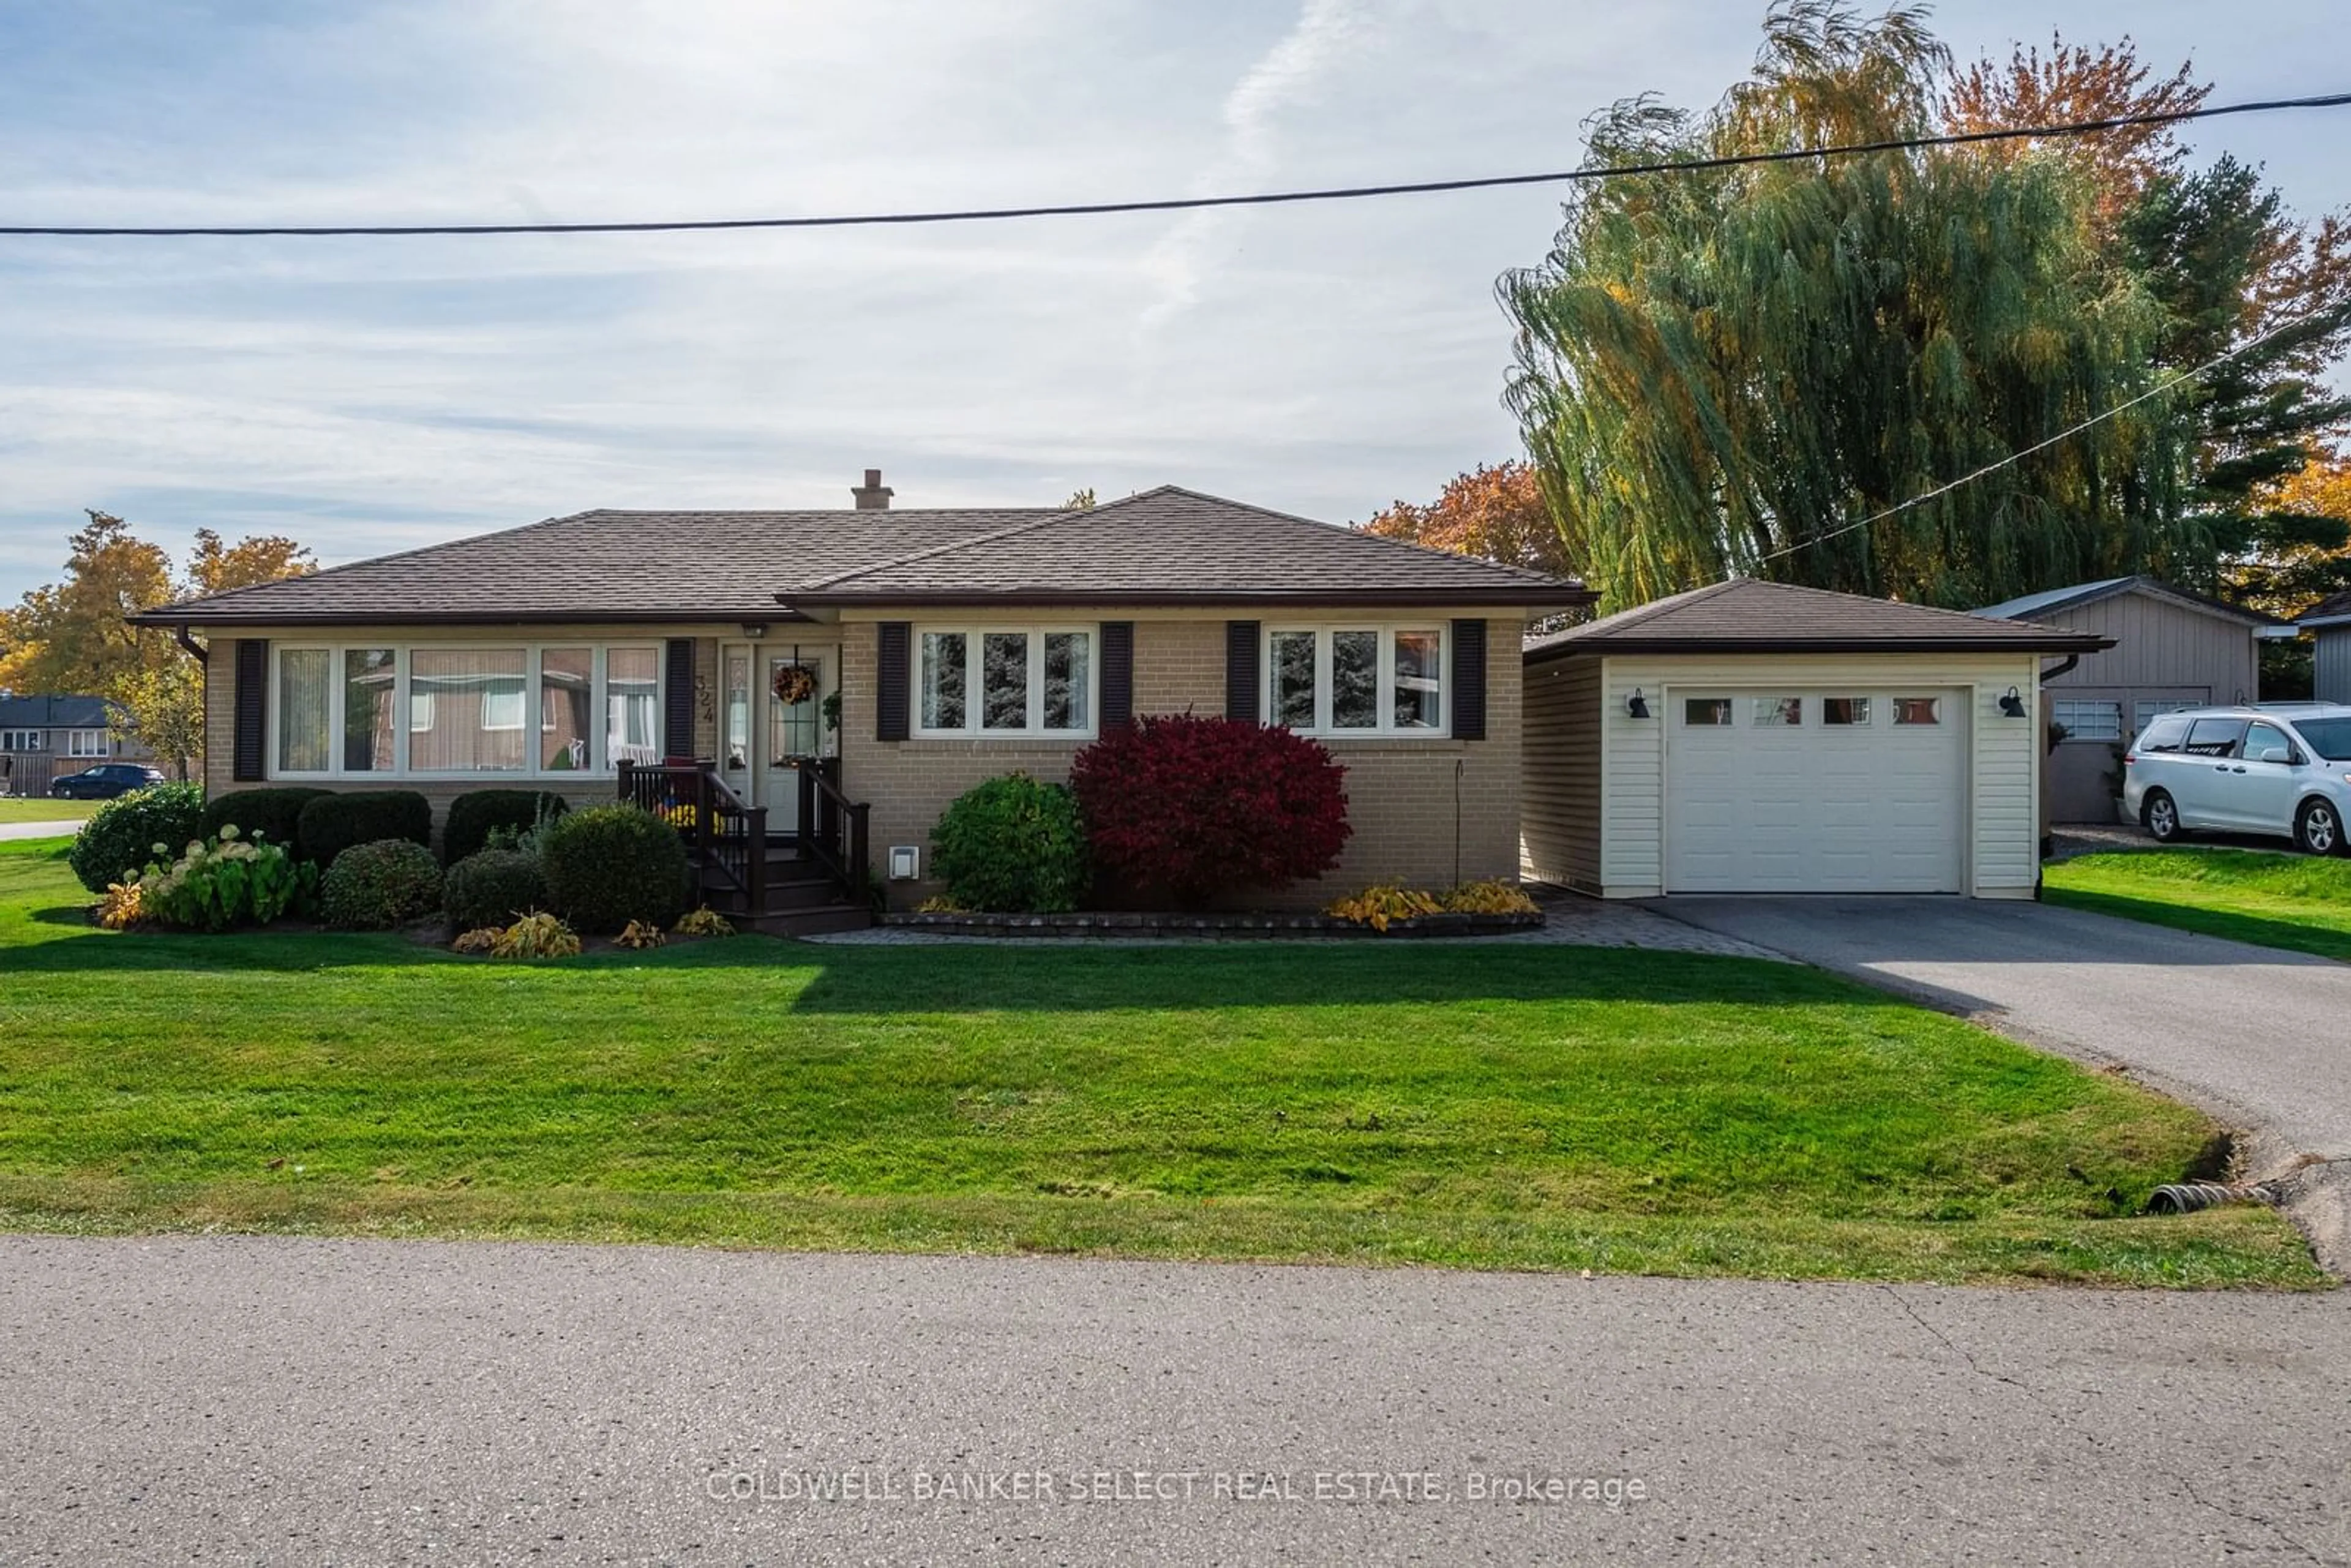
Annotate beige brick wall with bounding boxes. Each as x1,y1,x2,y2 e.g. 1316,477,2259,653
841,615,1526,911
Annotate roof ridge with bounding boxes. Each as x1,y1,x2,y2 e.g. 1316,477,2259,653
789,508,1082,592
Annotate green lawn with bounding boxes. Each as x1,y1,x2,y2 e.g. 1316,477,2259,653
2045,849,2351,962
0,799,97,824
0,840,2322,1287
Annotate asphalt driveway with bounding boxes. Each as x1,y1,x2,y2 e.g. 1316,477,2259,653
1655,897,2351,1259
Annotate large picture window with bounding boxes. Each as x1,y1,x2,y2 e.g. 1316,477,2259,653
913,627,1096,738
272,643,662,778
1261,626,1446,736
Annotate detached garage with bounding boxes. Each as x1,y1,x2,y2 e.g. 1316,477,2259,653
1521,580,2110,899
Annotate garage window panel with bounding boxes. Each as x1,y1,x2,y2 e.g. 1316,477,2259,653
2052,699,2123,743
1894,698,1942,726
1822,697,1872,726
1684,698,1734,726
1752,697,1802,726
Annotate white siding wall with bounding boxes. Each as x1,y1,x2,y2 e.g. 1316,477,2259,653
1590,652,2044,899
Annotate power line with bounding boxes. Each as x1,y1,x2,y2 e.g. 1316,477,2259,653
4,89,2347,238
1752,306,2327,567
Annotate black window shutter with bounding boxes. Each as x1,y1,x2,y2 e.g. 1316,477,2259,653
1451,618,1487,741
232,638,268,781
664,638,697,760
1100,621,1134,730
1224,621,1260,723
875,623,911,741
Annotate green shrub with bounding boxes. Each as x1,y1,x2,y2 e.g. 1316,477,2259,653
318,838,444,930
68,782,204,894
134,826,315,932
197,787,331,860
929,773,1090,912
443,789,571,865
443,849,550,931
296,790,432,871
539,804,690,934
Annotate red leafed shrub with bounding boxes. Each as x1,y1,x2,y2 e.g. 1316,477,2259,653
1068,715,1350,905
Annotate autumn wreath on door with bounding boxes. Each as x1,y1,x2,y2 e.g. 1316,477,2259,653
770,663,817,705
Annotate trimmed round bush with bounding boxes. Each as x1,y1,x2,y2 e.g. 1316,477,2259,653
198,786,331,860
539,804,690,934
296,790,432,871
443,789,570,865
443,849,550,931
68,782,204,894
1068,715,1351,906
929,773,1089,912
318,838,443,930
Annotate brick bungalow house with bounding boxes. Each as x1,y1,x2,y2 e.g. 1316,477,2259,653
136,476,1594,921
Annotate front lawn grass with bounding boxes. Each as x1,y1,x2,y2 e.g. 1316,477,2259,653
2045,849,2351,963
0,841,2322,1287
0,799,97,824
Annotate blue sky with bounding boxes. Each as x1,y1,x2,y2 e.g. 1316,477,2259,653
1,1,2345,601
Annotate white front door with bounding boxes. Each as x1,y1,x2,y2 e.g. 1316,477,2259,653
1665,689,1968,894
753,648,831,831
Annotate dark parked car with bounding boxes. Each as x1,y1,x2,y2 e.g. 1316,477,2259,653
48,762,168,800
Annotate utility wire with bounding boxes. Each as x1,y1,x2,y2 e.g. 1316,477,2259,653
3,89,2347,238
1752,306,2328,566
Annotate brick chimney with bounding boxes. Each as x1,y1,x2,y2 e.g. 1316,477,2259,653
851,468,894,510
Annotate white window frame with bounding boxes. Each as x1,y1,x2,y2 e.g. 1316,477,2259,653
66,729,109,757
268,642,666,781
1261,624,1450,738
2052,699,2123,744
909,625,1101,740
0,730,39,752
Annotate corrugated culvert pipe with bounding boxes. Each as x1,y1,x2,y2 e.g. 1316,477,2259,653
2146,1182,2279,1214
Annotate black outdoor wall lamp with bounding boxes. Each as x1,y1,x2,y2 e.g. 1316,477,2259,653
1997,686,2028,718
1627,688,1652,719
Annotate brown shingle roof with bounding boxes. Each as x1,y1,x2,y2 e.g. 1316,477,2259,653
1523,578,2112,662
137,486,1590,626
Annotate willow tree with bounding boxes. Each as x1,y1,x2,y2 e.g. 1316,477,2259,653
1502,1,2196,612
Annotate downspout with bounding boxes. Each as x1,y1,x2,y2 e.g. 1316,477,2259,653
2039,654,2080,683
170,625,206,784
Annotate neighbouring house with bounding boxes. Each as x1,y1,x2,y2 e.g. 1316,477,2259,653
0,694,142,797
2302,590,2351,704
132,476,1595,920
1520,580,2109,899
1969,576,2287,823
1974,573,2285,822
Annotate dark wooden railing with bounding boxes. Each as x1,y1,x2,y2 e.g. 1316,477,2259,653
795,756,871,905
615,758,766,913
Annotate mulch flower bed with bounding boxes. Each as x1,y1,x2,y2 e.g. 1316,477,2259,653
879,910,1543,940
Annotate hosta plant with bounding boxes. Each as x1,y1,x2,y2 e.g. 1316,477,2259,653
1441,880,1540,915
673,906,735,938
451,926,503,955
1324,885,1444,932
490,911,581,959
615,919,667,950
95,880,145,930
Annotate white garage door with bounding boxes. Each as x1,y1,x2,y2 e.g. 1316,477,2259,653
1665,689,1968,893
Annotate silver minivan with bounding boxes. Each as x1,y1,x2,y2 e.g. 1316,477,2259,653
2122,703,2351,855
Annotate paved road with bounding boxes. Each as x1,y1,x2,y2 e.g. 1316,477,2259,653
2,1236,2347,1566
0,819,81,841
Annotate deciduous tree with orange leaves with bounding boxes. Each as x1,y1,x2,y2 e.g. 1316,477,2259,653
1359,461,1576,579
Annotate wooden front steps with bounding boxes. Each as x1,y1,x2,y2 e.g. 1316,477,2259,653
693,839,871,938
